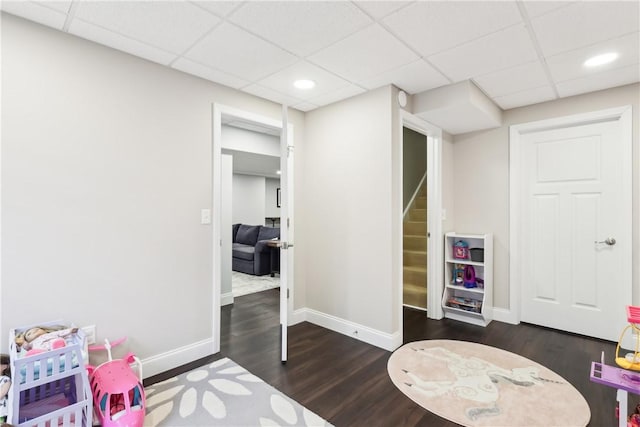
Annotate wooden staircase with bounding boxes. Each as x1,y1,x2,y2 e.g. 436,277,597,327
403,183,427,309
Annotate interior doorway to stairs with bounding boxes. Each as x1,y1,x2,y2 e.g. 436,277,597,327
398,109,444,329
402,127,428,311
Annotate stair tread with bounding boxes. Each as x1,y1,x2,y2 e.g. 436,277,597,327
404,249,427,254
404,265,427,273
403,283,427,293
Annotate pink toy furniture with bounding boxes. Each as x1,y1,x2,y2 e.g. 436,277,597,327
591,357,640,427
87,338,145,427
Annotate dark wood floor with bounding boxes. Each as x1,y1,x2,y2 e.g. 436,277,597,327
147,289,622,426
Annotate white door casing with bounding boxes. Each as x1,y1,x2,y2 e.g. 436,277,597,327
510,106,632,341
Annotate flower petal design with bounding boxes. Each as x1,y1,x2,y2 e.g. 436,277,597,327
144,400,173,426
270,394,297,425
209,378,252,395
179,387,197,418
236,373,263,383
210,358,229,369
218,366,246,374
203,390,226,419
259,417,281,427
186,369,209,382
146,385,185,407
303,408,327,427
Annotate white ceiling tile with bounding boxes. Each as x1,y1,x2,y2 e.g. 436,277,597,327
354,1,411,20
308,24,418,82
492,85,556,110
1,1,66,29
68,19,177,65
556,64,640,98
185,22,297,82
474,61,549,98
521,1,574,18
34,1,71,14
171,58,249,89
546,32,640,83
292,102,318,112
382,1,522,57
190,1,240,17
429,24,538,83
254,61,351,101
532,1,640,57
242,84,303,107
361,59,450,94
228,1,372,57
308,84,366,107
74,1,220,54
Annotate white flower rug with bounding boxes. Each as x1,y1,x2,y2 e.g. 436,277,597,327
145,357,332,426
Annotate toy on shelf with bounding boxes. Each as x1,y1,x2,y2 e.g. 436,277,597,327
87,337,145,427
616,305,640,371
453,240,469,259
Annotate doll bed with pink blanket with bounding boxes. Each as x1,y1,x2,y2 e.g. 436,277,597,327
7,321,92,427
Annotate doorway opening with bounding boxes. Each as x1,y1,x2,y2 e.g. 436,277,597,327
398,110,444,343
402,127,428,311
221,118,282,300
212,104,293,360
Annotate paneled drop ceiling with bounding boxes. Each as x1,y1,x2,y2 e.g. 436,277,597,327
2,0,639,112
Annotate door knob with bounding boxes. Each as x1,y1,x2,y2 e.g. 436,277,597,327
594,237,616,245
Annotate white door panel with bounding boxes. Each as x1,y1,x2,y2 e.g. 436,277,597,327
520,118,630,341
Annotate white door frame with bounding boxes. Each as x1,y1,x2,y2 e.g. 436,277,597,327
212,103,293,354
509,105,633,325
399,110,444,334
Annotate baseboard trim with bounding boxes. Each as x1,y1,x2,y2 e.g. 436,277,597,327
492,307,519,325
289,308,307,326
141,338,215,379
221,292,234,306
301,308,399,351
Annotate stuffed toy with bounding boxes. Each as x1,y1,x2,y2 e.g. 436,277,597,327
15,326,78,355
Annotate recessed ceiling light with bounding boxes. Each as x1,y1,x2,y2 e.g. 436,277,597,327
293,79,315,90
584,52,618,68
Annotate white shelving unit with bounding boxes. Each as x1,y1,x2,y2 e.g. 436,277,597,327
442,232,493,326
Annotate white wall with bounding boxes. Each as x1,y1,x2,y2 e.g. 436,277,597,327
402,127,427,209
232,174,265,226
0,14,306,368
452,83,640,312
303,86,396,338
221,125,279,157
265,178,281,219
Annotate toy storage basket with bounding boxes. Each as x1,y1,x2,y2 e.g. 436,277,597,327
7,321,93,427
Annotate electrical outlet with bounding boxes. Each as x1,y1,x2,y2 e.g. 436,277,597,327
81,325,96,345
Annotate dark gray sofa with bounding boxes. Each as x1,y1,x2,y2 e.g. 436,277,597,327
232,224,280,276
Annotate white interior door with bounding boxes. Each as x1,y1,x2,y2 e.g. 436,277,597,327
279,105,293,363
518,114,631,341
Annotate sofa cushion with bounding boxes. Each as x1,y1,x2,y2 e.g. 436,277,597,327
232,243,255,261
235,224,260,246
258,226,280,241
232,223,240,242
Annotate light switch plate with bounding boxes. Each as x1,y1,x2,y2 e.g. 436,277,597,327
201,209,211,224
